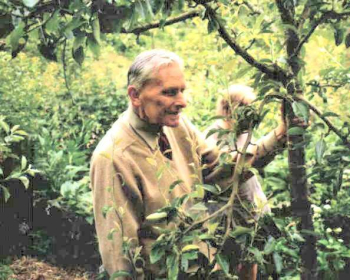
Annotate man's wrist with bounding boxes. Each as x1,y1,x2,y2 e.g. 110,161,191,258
274,125,287,142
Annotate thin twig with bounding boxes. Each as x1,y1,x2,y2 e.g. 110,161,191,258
242,1,261,15
298,97,350,149
264,93,350,149
181,203,230,237
121,10,200,35
62,39,70,93
306,82,344,89
293,10,350,57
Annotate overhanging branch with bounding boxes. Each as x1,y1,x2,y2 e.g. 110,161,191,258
294,10,350,57
299,98,350,149
275,0,296,25
121,10,200,35
201,3,289,84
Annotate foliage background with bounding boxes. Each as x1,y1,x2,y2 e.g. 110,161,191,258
0,1,350,278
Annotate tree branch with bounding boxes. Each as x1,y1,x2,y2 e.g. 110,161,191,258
242,1,261,15
299,98,350,149
121,10,200,35
294,10,350,57
200,3,289,85
275,0,296,25
306,82,344,89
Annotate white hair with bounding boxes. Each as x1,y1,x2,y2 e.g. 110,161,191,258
127,49,184,90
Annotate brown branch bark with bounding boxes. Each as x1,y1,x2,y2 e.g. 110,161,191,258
299,98,350,149
200,3,289,85
294,10,350,57
275,0,296,25
121,10,200,35
275,2,318,278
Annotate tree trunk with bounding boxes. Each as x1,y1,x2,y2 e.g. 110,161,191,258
287,124,317,279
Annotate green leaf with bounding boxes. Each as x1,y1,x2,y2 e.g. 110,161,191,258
181,256,189,271
146,212,167,222
85,216,94,225
72,46,85,65
322,112,339,118
73,34,86,51
273,252,283,274
292,101,309,122
287,127,305,136
107,228,117,240
19,176,29,189
264,236,276,255
102,205,113,219
0,167,3,177
92,17,101,44
190,202,207,211
208,18,219,34
0,119,10,133
334,27,344,46
23,0,39,8
169,179,183,193
230,226,253,238
166,254,179,280
201,184,220,195
21,156,27,170
345,32,350,48
315,139,326,163
87,34,100,57
7,21,25,51
46,11,60,34
150,245,165,264
182,244,199,253
63,17,84,38
234,66,252,78
11,125,20,132
249,247,264,263
0,184,10,202
110,270,132,279
215,253,229,275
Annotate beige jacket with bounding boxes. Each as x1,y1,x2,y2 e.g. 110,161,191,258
90,108,281,278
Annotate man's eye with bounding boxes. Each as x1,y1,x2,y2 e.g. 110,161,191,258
162,89,178,96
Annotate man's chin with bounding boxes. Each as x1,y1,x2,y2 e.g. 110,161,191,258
163,117,180,127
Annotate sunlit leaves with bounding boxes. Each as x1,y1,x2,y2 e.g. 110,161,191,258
315,139,326,164
167,253,179,280
215,253,229,276
110,270,132,279
45,11,60,34
23,0,39,8
0,184,10,202
87,34,100,57
6,21,25,52
273,252,283,273
292,101,309,123
288,127,305,136
230,226,254,238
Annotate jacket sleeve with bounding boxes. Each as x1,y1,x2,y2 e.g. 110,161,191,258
90,151,144,279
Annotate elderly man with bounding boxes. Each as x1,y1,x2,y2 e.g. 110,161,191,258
90,50,287,279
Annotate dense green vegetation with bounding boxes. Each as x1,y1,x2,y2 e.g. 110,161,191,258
1,0,350,279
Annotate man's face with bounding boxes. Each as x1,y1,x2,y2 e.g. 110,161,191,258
131,62,187,127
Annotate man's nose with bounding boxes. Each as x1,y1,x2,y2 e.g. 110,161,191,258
175,92,187,109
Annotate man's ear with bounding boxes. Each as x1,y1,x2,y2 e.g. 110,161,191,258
128,86,141,107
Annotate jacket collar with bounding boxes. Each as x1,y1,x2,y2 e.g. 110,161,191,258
127,106,161,150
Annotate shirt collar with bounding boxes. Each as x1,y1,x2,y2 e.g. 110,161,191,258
127,106,161,150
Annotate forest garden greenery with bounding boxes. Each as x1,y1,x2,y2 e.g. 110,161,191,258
0,0,350,279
